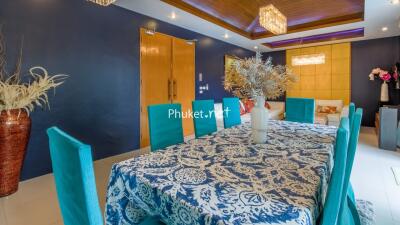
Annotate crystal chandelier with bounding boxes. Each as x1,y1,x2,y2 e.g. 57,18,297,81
259,4,287,35
88,0,116,6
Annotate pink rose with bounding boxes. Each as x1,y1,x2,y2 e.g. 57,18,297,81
379,70,388,77
381,73,391,81
393,71,399,80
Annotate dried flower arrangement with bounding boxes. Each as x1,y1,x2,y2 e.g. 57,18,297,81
224,52,298,100
0,25,67,115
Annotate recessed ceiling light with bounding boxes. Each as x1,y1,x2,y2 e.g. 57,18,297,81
391,0,400,5
223,33,229,39
254,46,258,49
170,12,176,19
382,26,388,31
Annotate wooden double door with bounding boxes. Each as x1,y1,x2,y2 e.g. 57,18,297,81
140,28,195,147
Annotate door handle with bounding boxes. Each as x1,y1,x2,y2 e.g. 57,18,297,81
168,79,172,101
173,79,177,100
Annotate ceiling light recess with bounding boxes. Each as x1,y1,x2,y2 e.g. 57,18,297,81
382,26,388,31
170,12,177,19
292,54,326,66
259,4,287,35
88,0,115,6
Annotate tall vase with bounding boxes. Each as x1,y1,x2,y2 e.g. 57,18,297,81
380,81,389,102
0,109,31,197
251,96,269,144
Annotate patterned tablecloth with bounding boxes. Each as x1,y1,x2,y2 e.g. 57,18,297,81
105,120,337,225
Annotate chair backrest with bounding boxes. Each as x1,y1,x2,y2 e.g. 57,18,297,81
338,108,363,225
148,103,184,151
348,103,356,129
192,100,217,138
320,117,350,225
47,127,103,225
222,97,241,128
285,97,315,124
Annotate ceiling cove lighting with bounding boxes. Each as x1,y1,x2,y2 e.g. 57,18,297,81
88,0,116,6
292,54,326,66
263,28,364,49
259,4,287,35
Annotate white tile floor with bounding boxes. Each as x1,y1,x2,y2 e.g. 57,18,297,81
0,127,399,225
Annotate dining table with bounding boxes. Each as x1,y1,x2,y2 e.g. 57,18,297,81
104,120,337,225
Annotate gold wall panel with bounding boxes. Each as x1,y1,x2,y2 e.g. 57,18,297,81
286,43,351,104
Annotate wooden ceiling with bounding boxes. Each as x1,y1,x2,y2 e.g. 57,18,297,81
161,0,365,40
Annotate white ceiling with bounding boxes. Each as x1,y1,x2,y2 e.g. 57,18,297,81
115,0,400,52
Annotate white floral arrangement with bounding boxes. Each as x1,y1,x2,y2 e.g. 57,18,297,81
224,52,298,100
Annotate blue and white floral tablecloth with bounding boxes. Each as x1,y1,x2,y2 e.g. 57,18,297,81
105,120,337,225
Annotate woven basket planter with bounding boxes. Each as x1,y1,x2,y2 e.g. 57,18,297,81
0,110,31,197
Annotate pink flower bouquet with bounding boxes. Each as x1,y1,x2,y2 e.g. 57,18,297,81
369,67,391,82
380,72,391,81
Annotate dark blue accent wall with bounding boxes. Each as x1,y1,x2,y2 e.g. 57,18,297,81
263,50,287,101
263,50,286,66
0,0,253,180
195,38,253,101
351,36,400,126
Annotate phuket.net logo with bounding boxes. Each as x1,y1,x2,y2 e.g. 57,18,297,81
168,107,231,119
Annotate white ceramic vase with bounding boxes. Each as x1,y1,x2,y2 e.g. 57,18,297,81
251,96,269,144
381,81,389,102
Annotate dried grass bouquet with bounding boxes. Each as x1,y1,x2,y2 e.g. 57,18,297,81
224,52,298,100
0,25,67,115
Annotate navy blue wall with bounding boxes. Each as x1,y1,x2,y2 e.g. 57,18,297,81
0,0,253,180
263,50,287,101
351,36,400,126
263,50,286,66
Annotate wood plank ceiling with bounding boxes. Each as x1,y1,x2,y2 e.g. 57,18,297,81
161,0,365,40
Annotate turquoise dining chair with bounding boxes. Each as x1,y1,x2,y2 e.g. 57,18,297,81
348,103,356,129
47,127,165,225
285,97,315,124
338,108,363,225
148,103,184,151
345,108,363,203
47,127,103,225
192,100,217,138
320,117,349,225
222,97,241,128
